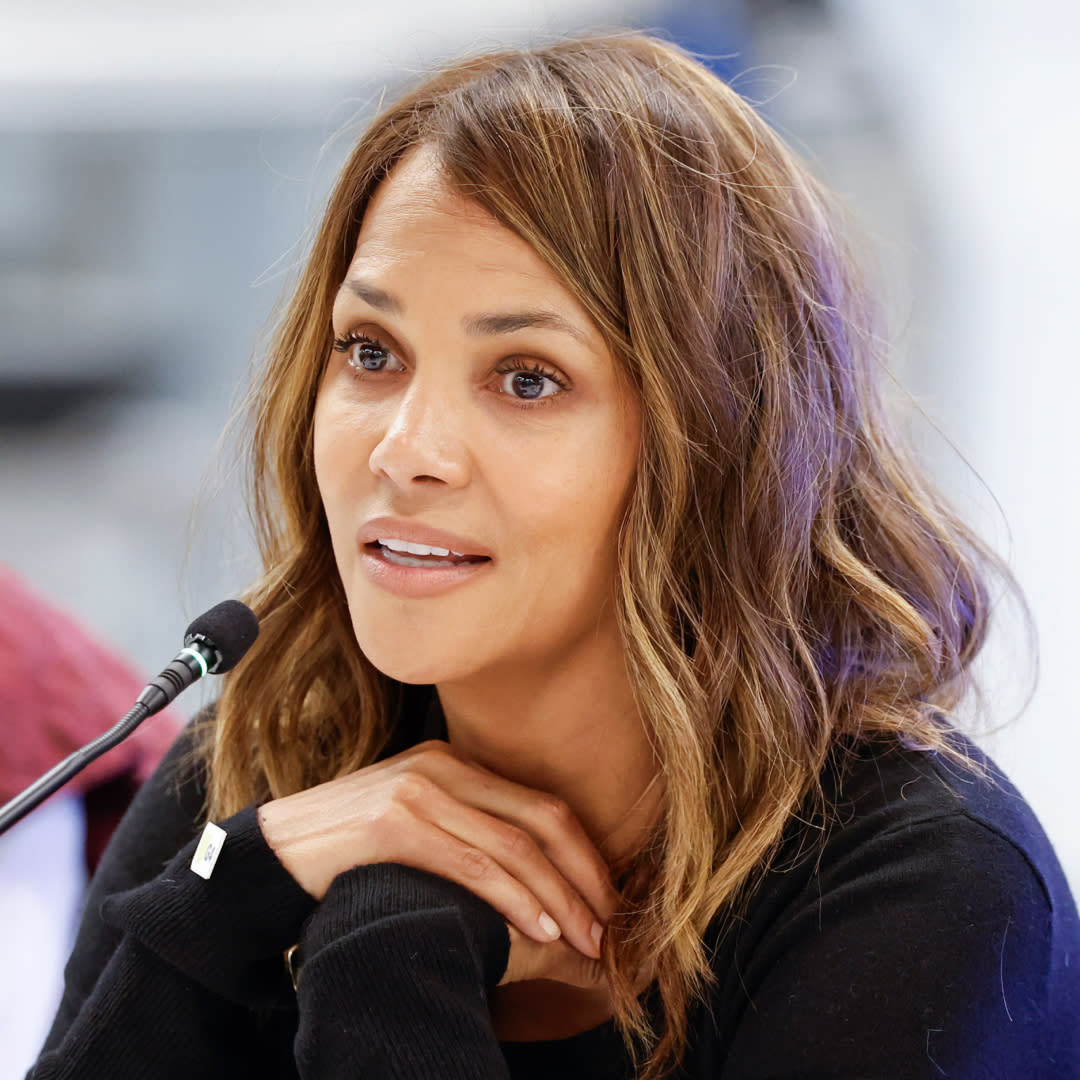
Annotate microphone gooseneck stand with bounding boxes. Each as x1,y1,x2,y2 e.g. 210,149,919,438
0,599,259,838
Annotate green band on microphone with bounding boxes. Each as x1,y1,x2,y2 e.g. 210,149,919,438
179,646,209,679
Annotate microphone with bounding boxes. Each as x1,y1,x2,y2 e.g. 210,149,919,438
136,599,259,713
0,599,259,837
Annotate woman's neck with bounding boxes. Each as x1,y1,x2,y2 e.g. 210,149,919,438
434,626,662,865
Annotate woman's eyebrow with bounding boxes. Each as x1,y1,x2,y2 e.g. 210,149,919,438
339,278,402,314
464,310,590,346
340,276,592,348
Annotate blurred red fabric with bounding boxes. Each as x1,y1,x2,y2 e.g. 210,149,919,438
0,565,185,867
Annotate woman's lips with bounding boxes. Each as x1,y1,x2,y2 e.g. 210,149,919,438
360,542,492,598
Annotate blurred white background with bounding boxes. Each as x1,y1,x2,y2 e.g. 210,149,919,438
1,1,1077,1074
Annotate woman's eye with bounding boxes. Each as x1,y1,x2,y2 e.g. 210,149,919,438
493,362,568,404
332,333,402,374
330,336,567,407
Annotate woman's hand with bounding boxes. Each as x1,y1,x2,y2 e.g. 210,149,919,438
497,925,606,989
256,740,617,962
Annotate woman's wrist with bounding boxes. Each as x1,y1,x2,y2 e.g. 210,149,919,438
101,804,318,1006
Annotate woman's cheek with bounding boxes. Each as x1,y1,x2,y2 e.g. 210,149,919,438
314,395,377,494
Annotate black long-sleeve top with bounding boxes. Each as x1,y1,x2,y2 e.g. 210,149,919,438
29,692,1080,1078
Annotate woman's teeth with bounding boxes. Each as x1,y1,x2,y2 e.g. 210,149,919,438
374,538,484,568
377,537,464,557
380,548,465,569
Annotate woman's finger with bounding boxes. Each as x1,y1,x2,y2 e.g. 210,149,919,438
399,744,621,923
383,813,572,948
375,769,603,958
498,924,606,990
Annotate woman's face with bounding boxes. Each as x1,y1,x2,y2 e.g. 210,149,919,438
313,146,640,687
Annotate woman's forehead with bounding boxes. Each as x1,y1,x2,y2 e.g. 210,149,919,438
354,146,493,248
345,150,589,318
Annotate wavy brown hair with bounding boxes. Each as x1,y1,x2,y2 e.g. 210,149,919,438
202,32,1019,1078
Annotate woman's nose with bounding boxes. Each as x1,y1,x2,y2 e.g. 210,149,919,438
367,376,470,490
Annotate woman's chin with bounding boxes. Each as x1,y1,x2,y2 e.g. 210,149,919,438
357,643,467,687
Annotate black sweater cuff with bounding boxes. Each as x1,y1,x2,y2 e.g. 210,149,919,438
100,804,317,1007
300,862,511,992
293,863,512,1078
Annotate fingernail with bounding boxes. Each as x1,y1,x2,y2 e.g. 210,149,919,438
591,921,604,950
538,912,561,940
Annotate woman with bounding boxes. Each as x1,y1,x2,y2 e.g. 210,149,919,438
32,32,1079,1080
